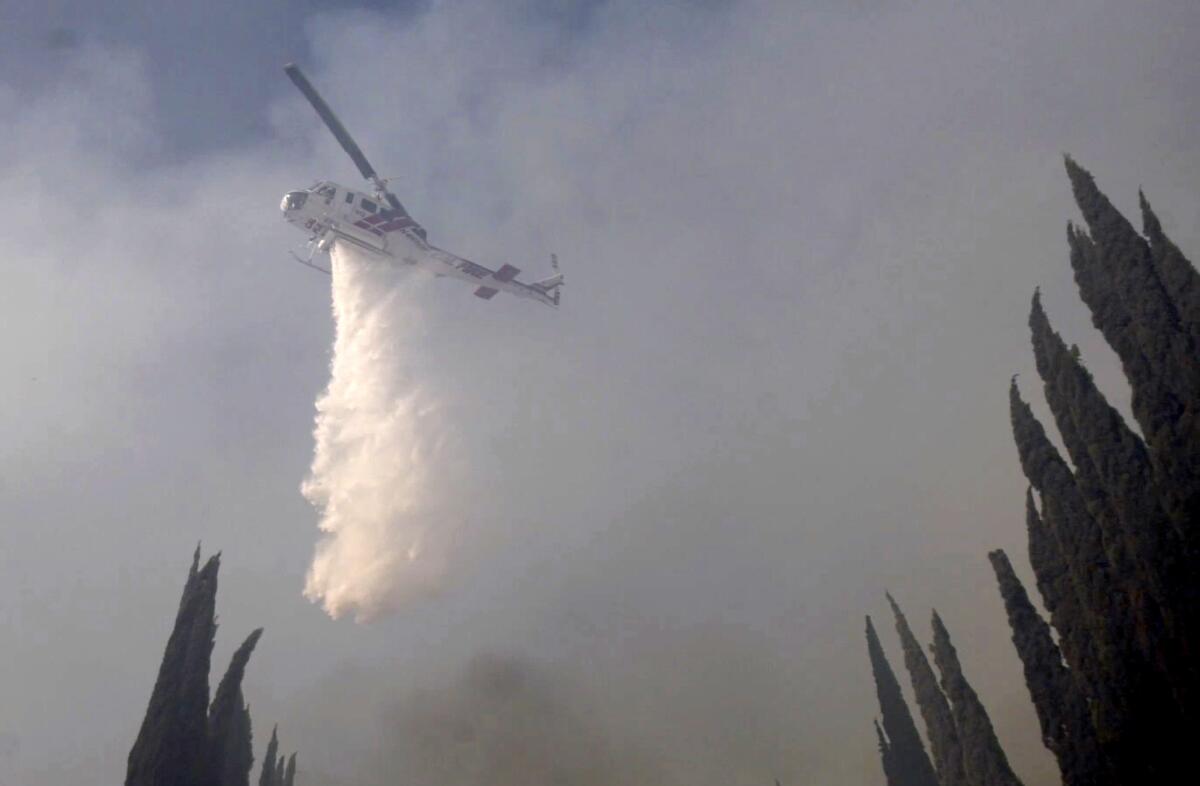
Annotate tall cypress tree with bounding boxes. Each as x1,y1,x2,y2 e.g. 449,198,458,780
126,548,221,786
1140,191,1200,344
1027,292,1197,702
928,612,1023,786
886,594,970,786
1009,387,1119,665
253,724,297,786
1007,380,1165,773
258,726,279,786
1136,189,1200,569
876,719,901,786
865,616,940,786
1012,381,1183,781
125,551,297,786
1064,158,1200,546
987,549,1113,786
1013,480,1097,708
1063,157,1199,402
209,628,264,786
1005,163,1200,777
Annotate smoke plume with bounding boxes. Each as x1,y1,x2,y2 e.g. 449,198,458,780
302,243,460,621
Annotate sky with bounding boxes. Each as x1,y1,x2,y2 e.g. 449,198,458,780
1,0,1199,784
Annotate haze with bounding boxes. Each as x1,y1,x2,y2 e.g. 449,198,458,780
1,1,1198,784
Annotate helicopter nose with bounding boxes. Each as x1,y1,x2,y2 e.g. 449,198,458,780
281,191,309,214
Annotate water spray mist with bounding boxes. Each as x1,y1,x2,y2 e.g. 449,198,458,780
302,243,458,621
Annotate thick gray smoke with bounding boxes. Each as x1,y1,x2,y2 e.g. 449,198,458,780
302,243,463,620
3,2,1199,785
286,636,810,786
370,654,658,786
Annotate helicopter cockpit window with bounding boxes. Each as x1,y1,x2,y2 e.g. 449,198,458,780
345,192,355,204
361,199,377,214
283,192,308,211
315,184,337,201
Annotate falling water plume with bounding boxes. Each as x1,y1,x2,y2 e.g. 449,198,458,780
302,243,459,621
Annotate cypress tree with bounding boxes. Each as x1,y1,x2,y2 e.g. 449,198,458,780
987,549,1113,786
1137,190,1200,559
1063,157,1198,396
258,726,279,786
1008,383,1152,749
283,753,296,786
1140,191,1200,343
209,628,264,786
1016,482,1092,687
124,550,296,786
1027,295,1195,662
886,594,970,786
1009,385,1120,668
1012,384,1181,781
974,159,1200,786
126,547,221,786
1028,292,1199,705
865,616,940,786
1064,158,1200,544
928,612,1023,786
876,719,901,786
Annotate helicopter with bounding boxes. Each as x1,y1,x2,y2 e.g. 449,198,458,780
280,64,563,307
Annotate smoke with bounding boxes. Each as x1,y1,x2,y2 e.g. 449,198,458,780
302,243,461,621
284,623,827,786
372,654,658,786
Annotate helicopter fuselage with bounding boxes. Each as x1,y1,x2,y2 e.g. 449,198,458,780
281,181,560,305
282,181,419,258
280,64,560,306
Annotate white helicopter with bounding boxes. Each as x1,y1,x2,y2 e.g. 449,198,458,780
280,64,563,307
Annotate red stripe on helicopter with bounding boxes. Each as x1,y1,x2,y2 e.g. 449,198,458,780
379,217,419,233
353,220,385,237
352,212,420,236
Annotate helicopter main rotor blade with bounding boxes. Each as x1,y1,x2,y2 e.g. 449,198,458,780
285,63,421,233
285,63,382,186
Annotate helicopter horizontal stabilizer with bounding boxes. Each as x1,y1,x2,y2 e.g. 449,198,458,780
493,264,521,282
474,286,500,300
